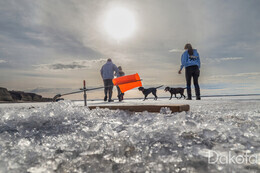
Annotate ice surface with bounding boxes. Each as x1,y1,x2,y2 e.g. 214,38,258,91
0,96,260,173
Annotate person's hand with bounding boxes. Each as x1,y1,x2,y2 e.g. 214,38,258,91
178,70,182,74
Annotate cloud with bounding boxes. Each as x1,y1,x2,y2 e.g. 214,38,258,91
26,87,74,94
35,59,107,71
169,49,183,53
0,60,6,63
210,72,260,79
204,57,244,64
219,57,244,61
47,63,86,70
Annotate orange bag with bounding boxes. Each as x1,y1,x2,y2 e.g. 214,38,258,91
113,73,142,93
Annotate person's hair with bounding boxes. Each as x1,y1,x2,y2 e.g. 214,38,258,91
118,66,122,70
107,58,112,62
184,43,193,56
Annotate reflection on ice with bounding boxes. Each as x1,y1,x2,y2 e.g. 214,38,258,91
0,98,259,173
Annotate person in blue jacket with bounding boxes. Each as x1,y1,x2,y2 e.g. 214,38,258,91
100,58,119,102
178,43,201,100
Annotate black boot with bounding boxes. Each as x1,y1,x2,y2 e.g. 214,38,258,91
108,94,114,102
187,88,192,100
118,96,122,102
195,87,201,100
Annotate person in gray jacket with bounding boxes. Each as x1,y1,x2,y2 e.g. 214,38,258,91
100,58,119,102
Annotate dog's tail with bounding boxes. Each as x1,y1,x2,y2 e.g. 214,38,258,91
156,85,164,89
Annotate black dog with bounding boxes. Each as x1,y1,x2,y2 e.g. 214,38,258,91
164,86,186,99
138,85,163,101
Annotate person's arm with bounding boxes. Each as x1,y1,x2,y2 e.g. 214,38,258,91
197,52,201,69
179,52,186,74
113,64,119,77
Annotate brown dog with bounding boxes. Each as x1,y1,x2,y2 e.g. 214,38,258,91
164,86,186,99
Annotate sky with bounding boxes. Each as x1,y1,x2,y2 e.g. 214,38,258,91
0,0,260,99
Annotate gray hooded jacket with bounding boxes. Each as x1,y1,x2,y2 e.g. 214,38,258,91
100,61,119,80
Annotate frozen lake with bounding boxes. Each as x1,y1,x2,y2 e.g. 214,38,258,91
0,96,260,172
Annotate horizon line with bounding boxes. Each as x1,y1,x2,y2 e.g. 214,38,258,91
71,93,260,102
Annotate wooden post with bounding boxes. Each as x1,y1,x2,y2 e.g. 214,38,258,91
83,80,87,106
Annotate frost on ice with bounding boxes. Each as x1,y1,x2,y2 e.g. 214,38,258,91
0,98,259,173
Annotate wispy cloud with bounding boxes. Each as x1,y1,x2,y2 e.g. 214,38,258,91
26,87,74,94
169,49,183,53
0,60,6,63
210,72,260,79
35,59,107,71
219,57,244,61
204,57,244,64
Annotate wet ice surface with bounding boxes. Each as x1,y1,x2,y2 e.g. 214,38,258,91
0,96,260,173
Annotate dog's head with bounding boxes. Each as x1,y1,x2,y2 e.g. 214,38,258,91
138,87,144,91
164,86,170,92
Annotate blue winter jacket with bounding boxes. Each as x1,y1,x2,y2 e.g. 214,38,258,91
180,49,201,70
100,61,119,80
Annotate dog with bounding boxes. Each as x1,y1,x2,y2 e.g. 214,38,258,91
164,86,186,99
138,85,163,101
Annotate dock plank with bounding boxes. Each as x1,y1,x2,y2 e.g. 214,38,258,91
88,104,190,113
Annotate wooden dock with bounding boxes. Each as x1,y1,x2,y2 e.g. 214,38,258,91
88,104,190,113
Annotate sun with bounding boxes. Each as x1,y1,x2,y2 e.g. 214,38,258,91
104,7,136,40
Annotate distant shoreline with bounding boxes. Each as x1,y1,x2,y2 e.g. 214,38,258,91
0,87,53,103
0,101,52,104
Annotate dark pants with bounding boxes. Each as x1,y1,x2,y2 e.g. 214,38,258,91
116,86,122,97
185,65,200,99
116,86,124,101
103,79,113,100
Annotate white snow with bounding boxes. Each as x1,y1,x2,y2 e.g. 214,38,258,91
0,96,259,172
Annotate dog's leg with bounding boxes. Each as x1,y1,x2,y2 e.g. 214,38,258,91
170,94,173,100
180,91,186,99
152,91,157,100
143,95,148,101
154,94,158,100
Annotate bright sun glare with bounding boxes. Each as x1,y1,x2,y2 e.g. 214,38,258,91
104,7,136,40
